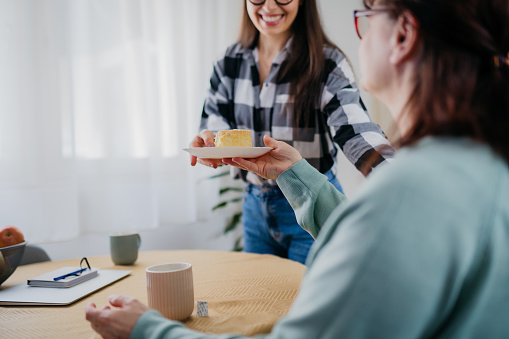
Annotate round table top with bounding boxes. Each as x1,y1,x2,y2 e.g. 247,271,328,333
0,250,306,338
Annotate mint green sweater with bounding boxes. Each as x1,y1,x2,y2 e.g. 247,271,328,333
132,137,509,338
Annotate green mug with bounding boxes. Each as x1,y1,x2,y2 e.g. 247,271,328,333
109,232,141,265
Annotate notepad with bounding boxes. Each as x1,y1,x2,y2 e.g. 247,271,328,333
27,267,99,288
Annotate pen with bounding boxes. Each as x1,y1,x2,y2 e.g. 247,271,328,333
53,268,87,281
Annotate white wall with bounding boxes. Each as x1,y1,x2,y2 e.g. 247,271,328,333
36,0,394,261
40,218,242,261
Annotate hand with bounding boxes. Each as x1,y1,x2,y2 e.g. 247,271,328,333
222,135,302,180
189,129,223,169
85,295,149,339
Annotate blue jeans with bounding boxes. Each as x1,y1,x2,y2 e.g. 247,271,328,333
242,170,343,264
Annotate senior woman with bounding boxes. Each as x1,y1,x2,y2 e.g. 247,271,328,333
86,0,509,338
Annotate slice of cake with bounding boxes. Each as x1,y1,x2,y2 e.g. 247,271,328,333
214,129,252,147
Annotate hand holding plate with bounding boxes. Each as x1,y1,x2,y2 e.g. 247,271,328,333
223,135,302,180
188,130,223,168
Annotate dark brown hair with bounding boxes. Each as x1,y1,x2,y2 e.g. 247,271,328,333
238,0,343,131
364,0,509,165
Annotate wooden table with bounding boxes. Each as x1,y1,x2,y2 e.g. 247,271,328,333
0,250,306,338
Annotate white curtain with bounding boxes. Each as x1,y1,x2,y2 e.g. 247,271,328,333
0,0,242,243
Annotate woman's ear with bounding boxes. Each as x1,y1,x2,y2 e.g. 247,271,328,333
389,11,420,65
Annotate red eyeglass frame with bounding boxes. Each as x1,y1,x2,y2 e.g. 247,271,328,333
353,9,393,39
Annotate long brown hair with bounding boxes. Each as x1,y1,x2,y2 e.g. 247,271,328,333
238,0,342,131
364,0,509,165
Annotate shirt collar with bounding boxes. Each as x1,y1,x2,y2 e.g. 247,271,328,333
250,36,294,65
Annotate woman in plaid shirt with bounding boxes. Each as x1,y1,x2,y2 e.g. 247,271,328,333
189,0,394,264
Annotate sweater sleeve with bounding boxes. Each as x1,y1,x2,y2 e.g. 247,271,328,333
276,159,347,238
131,310,260,339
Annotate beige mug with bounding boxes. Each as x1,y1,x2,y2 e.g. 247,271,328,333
109,232,141,265
146,263,194,321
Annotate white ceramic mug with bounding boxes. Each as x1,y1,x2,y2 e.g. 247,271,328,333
146,263,194,321
109,232,141,265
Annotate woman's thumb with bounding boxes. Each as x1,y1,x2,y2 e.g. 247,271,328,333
263,134,278,148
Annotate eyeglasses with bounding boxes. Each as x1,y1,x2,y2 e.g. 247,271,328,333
353,9,393,39
248,0,294,6
53,257,91,281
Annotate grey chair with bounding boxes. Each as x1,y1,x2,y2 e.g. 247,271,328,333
20,245,51,265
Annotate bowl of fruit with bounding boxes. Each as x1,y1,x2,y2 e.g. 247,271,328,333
0,226,26,286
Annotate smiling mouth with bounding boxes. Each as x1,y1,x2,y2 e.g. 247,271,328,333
260,14,284,24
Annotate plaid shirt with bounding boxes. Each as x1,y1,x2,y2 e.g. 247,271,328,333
200,41,395,185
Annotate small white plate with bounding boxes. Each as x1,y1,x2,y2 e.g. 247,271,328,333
183,147,272,159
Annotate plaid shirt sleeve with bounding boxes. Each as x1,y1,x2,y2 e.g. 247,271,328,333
321,48,395,175
199,47,239,132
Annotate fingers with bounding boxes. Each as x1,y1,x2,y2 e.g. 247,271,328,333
198,130,215,147
221,158,235,166
263,134,302,164
188,130,223,168
189,134,206,148
189,129,215,147
85,302,115,339
109,294,132,308
189,135,204,166
85,302,101,321
108,295,150,313
198,158,223,168
189,130,216,166
230,157,256,172
86,297,147,339
222,158,247,171
108,294,122,307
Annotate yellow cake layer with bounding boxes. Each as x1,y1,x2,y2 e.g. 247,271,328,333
214,129,252,147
